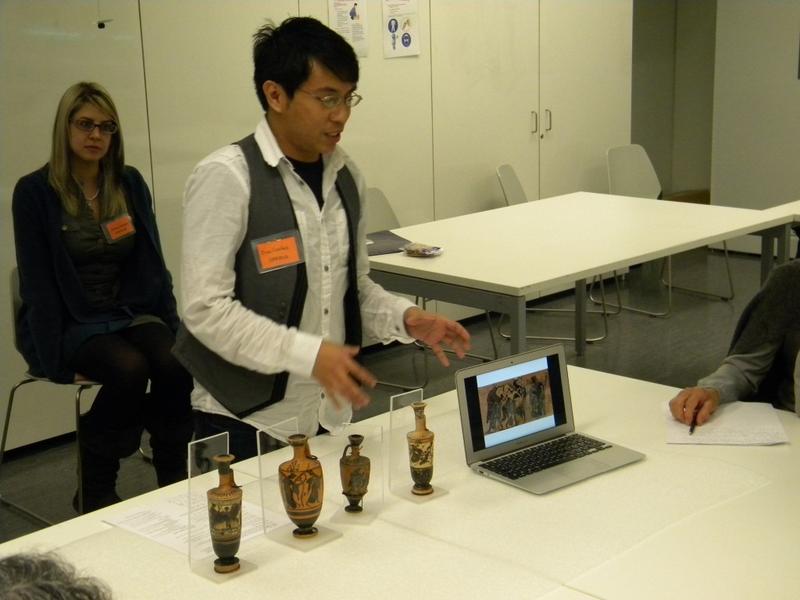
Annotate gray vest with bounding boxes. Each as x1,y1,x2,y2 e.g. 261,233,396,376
174,134,362,418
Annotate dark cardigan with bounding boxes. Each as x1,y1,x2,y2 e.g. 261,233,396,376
728,260,800,411
12,164,179,383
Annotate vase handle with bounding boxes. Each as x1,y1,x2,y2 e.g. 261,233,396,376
342,443,354,459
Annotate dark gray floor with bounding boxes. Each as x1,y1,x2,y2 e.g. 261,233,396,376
0,248,765,543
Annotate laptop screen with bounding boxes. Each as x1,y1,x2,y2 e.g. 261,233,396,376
456,345,574,463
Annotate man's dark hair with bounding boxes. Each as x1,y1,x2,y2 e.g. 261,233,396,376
0,552,113,599
252,16,359,111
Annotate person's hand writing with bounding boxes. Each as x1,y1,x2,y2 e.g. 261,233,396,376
403,307,471,367
312,341,376,409
669,387,720,427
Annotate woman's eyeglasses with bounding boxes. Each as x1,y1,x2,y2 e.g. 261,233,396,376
71,118,118,135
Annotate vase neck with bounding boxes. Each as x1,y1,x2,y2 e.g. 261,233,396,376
293,442,308,460
415,414,427,431
218,472,236,487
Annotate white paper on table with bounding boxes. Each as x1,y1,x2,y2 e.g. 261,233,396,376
103,492,289,558
665,401,789,446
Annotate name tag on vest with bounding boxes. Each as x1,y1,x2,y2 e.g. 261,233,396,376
101,214,136,243
251,229,305,273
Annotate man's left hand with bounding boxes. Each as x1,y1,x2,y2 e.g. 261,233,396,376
403,307,471,367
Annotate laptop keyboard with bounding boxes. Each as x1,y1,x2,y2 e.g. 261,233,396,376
482,434,611,480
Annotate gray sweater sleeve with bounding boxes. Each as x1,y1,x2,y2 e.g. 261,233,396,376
697,340,781,404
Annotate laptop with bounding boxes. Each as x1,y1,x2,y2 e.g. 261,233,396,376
455,344,644,494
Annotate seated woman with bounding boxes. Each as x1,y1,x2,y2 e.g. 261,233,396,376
670,260,800,427
12,82,193,513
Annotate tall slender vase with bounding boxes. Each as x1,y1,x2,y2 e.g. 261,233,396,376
406,401,434,495
207,454,242,573
339,434,370,512
279,434,324,538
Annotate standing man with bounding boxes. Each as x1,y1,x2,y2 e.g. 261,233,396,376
175,17,470,460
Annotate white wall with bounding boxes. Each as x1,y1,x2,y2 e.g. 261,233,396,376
711,0,800,253
712,0,800,209
631,0,716,195
672,0,716,192
631,0,676,191
138,0,298,307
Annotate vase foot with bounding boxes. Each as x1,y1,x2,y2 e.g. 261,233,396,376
213,556,240,573
411,484,433,496
292,526,319,538
344,503,363,513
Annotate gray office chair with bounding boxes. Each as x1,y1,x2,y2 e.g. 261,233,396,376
495,164,615,343
496,164,528,206
1,268,97,523
365,188,497,391
592,144,734,317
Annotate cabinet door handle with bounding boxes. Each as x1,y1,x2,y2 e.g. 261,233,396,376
545,109,553,131
530,111,538,133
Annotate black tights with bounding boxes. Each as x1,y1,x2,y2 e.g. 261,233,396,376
68,322,193,502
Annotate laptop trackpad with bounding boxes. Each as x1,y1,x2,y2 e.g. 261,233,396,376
553,457,608,480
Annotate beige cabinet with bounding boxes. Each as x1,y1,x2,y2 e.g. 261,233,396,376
431,0,632,219
538,0,632,198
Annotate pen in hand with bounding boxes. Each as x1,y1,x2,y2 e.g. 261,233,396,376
689,408,699,435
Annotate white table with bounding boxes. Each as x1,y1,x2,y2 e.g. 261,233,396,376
761,198,800,265
2,367,797,599
369,192,793,355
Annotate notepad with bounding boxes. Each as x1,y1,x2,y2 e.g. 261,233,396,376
665,401,789,446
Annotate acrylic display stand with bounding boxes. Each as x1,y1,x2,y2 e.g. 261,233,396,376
258,418,342,552
387,389,449,503
186,432,260,580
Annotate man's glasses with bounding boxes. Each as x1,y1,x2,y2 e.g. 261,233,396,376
297,89,363,110
71,118,118,135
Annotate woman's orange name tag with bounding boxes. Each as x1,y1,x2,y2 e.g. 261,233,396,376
101,214,135,243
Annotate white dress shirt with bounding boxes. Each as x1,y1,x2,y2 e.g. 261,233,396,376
181,118,414,440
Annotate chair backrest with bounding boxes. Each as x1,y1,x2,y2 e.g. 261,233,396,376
606,144,662,199
10,267,23,354
365,187,400,233
496,164,529,206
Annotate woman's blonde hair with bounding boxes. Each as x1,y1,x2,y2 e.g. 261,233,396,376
49,81,127,219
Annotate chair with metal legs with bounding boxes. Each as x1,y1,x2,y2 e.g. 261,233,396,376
495,164,618,342
1,268,97,524
590,145,735,317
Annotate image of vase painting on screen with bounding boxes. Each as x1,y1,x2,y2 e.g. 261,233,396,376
340,434,371,512
480,371,552,435
207,454,243,573
279,434,324,537
406,401,434,495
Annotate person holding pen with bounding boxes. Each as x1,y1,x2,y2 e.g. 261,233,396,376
669,260,800,428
